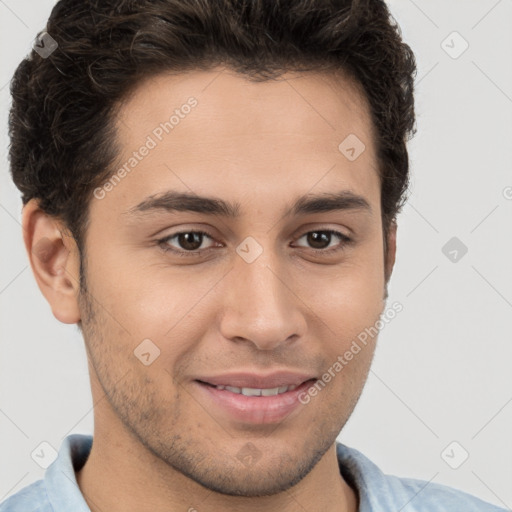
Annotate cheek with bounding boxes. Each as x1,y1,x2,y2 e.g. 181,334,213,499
85,246,184,335
122,270,222,339
299,250,385,372
303,254,385,326
87,265,220,375
309,267,383,404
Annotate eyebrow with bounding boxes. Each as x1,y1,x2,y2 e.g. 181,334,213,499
124,190,372,219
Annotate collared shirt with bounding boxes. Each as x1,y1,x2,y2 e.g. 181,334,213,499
0,434,506,511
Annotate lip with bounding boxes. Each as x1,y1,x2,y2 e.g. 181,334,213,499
195,371,317,389
194,376,317,425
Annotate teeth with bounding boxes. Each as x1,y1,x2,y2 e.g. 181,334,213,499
216,384,298,396
242,387,263,396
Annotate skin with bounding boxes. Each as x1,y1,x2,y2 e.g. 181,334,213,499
23,67,396,512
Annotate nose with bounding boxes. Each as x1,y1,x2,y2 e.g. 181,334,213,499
218,249,306,351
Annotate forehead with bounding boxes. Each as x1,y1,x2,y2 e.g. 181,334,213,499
97,67,379,218
117,67,375,149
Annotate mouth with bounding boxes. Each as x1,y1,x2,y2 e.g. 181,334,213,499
197,380,305,396
194,378,317,424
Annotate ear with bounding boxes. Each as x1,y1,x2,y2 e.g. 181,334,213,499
383,220,397,299
22,198,82,324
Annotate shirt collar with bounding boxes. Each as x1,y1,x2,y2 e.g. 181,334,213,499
45,434,92,512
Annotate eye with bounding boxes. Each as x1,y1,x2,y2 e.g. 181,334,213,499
293,229,352,255
157,230,218,257
157,228,352,258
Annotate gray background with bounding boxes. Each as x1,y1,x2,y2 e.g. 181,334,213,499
1,0,511,507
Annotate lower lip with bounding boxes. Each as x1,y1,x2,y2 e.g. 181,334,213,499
195,379,316,425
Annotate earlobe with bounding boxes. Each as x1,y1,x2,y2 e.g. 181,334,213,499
22,199,82,324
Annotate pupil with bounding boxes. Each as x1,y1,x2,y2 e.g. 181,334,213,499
179,232,202,250
308,231,330,249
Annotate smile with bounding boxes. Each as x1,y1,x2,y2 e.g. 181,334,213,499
205,383,298,396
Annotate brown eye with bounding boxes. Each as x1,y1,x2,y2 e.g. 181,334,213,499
175,232,205,251
158,230,217,256
294,230,351,254
306,231,332,249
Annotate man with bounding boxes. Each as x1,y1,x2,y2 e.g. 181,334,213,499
1,0,506,510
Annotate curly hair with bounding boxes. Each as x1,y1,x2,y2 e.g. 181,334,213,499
9,0,416,265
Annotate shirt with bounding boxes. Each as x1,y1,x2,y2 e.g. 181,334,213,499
0,434,507,511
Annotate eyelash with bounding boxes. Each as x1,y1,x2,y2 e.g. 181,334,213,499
157,229,352,258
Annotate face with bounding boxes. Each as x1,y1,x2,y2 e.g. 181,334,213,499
76,67,393,496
